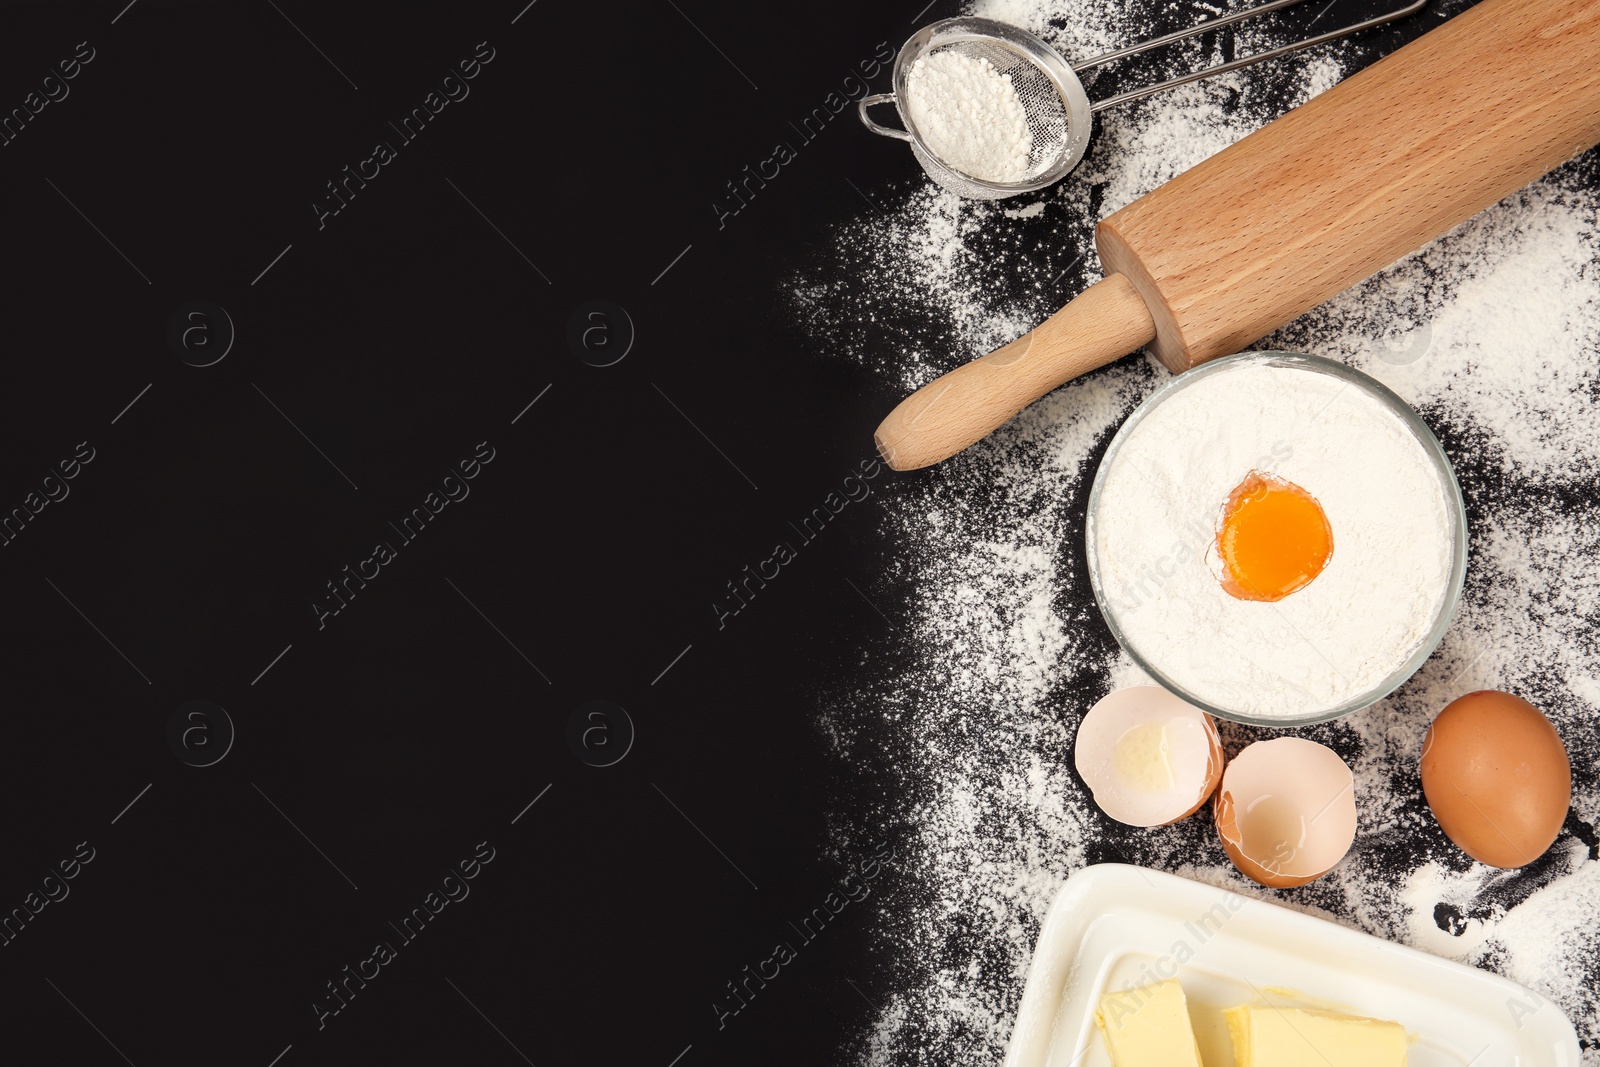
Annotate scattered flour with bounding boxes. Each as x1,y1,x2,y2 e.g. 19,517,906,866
905,50,1034,183
792,0,1600,1062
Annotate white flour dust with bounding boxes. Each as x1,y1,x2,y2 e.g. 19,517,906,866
790,0,1600,1062
905,49,1034,182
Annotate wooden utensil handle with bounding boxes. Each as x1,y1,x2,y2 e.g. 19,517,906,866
874,274,1156,471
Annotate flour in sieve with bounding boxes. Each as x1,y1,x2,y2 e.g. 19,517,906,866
905,50,1033,183
1092,362,1454,720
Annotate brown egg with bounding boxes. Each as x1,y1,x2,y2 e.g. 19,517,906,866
1420,690,1571,869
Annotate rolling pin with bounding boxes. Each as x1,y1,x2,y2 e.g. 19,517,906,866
875,0,1600,471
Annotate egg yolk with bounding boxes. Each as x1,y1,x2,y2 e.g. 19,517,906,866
1216,471,1333,602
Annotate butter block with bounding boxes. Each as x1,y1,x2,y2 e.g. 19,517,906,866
1226,1004,1408,1066
1094,978,1204,1066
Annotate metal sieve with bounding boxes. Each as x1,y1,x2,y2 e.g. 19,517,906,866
859,0,1428,200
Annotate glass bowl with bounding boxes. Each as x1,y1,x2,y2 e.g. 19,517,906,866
1084,351,1468,727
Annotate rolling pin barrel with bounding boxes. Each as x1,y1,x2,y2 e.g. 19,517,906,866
1100,0,1600,373
876,0,1600,470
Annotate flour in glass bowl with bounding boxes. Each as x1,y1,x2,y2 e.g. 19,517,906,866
1092,359,1456,721
788,0,1600,1062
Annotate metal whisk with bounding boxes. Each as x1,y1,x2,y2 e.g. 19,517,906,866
859,0,1428,200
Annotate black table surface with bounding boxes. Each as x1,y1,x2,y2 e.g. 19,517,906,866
0,0,1485,1064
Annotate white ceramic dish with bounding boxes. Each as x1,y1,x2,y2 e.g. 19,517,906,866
1004,864,1580,1066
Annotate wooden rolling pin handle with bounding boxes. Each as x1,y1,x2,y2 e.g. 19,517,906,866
874,273,1157,471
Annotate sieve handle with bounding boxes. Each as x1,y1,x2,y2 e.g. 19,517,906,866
1077,0,1428,113
858,94,913,142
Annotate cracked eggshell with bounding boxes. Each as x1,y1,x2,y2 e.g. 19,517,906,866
1074,685,1224,827
1214,737,1356,889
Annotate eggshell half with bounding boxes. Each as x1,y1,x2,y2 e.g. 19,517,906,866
1420,690,1572,869
1075,685,1224,827
1214,737,1356,889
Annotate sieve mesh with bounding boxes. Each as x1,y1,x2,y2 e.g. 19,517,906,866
885,19,1093,201
922,41,1071,180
